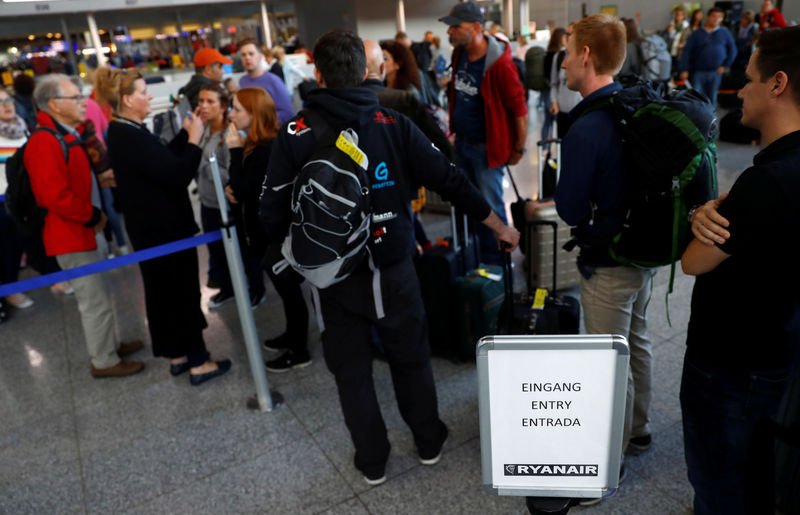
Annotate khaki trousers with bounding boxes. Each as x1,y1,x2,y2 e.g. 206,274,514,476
56,250,119,369
580,265,655,450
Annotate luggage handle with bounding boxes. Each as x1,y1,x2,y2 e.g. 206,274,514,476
448,205,472,254
505,165,523,201
530,219,559,294
536,138,562,200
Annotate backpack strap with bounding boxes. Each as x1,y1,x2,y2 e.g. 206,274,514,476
31,126,78,163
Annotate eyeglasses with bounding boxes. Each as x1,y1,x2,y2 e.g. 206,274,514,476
54,95,86,102
0,98,13,105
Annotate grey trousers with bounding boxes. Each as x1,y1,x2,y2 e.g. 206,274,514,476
580,265,655,451
56,250,120,369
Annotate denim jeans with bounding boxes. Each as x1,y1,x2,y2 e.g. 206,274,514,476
101,187,127,247
201,205,264,297
540,89,555,141
691,70,723,107
454,138,507,266
680,355,792,515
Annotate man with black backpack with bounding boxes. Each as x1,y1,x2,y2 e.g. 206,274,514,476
554,15,652,503
24,75,144,378
259,29,519,486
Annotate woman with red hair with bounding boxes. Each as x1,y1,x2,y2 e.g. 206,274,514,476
225,87,311,372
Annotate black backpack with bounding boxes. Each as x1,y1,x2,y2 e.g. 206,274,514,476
4,127,76,236
524,46,547,91
577,83,718,292
274,109,373,289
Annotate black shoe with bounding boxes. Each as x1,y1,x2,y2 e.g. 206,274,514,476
208,290,234,309
262,333,289,352
419,423,449,465
265,351,311,373
250,290,266,309
169,362,191,376
627,434,652,454
190,359,232,386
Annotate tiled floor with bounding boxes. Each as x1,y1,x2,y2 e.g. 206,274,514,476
0,96,758,514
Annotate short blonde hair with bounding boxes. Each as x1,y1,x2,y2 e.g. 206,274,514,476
572,14,626,76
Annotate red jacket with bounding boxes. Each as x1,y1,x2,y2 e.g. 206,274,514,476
25,111,100,256
448,35,528,168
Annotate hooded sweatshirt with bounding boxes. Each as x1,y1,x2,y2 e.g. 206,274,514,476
448,35,528,168
260,87,491,269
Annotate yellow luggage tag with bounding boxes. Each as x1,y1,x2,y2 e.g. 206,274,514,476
532,288,548,310
335,130,369,170
477,268,502,282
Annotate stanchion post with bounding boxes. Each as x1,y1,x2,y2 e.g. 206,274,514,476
208,154,281,411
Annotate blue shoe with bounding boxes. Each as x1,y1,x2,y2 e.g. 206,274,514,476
190,359,232,386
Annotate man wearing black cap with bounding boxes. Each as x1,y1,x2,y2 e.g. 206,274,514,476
440,0,528,266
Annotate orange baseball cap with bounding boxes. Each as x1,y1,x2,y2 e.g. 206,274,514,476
193,48,233,67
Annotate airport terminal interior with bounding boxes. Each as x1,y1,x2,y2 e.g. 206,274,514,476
0,0,796,513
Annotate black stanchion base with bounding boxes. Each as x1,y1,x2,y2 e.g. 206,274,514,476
246,390,284,411
525,497,574,515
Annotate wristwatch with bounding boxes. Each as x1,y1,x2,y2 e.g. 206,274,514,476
687,206,699,223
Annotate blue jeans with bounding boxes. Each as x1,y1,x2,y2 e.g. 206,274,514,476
691,70,723,107
201,205,264,297
680,355,792,515
101,188,127,247
454,138,507,266
540,89,555,141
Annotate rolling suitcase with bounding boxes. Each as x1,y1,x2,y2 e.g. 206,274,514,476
455,263,505,361
417,206,478,358
508,138,581,293
507,138,561,255
500,220,581,336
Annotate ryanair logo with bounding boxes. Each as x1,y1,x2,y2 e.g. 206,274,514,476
504,464,599,476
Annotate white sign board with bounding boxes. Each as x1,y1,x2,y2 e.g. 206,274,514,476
478,335,629,498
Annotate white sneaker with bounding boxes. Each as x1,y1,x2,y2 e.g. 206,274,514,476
6,293,34,309
51,282,74,295
363,474,386,486
118,245,131,255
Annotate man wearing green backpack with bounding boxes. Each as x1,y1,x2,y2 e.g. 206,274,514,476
553,16,653,504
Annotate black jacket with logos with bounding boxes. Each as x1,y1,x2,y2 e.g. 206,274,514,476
362,78,453,161
259,87,490,269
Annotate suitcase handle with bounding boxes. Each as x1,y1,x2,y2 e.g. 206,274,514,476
536,139,561,201
448,206,471,252
505,166,523,201
530,220,559,294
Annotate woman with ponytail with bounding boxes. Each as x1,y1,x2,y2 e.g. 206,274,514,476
106,70,232,386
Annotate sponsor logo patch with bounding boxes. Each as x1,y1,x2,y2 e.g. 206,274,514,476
373,112,397,124
287,117,311,136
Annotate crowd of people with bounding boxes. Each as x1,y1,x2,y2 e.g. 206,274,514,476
0,0,797,512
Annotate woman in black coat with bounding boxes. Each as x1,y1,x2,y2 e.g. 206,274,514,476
224,87,310,373
106,70,231,385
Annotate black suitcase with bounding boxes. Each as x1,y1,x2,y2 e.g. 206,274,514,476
500,220,580,335
417,207,477,358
